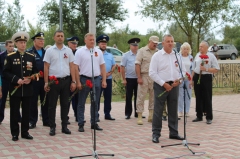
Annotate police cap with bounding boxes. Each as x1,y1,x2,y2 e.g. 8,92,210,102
67,36,79,44
128,38,140,46
31,32,44,40
96,34,109,43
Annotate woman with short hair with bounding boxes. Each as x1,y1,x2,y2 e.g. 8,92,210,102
178,42,193,118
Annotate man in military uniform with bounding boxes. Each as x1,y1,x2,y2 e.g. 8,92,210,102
135,36,159,125
67,36,79,122
0,40,21,124
3,31,38,141
121,38,140,119
97,34,116,121
27,32,49,129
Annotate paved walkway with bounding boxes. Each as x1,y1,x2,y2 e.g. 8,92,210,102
0,94,240,159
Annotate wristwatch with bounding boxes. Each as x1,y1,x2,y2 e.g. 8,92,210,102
71,81,76,84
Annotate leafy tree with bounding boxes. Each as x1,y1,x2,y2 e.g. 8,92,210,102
137,0,239,55
222,25,240,50
38,0,128,45
0,0,25,42
26,20,59,49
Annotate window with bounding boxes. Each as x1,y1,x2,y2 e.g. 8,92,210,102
107,48,122,56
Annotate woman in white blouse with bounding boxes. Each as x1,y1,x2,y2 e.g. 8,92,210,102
178,42,193,118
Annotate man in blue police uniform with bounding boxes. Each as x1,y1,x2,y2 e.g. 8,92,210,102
27,32,49,129
67,36,79,122
0,40,21,125
121,38,141,119
3,31,38,141
97,34,116,121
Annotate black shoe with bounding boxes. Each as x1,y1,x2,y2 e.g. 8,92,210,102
125,116,130,119
49,127,56,136
152,137,159,143
21,134,33,140
206,120,212,124
162,116,167,121
29,123,36,129
178,117,181,120
91,124,103,131
12,136,19,141
78,125,84,132
62,127,71,134
192,118,203,122
67,121,70,125
43,123,50,127
169,135,184,140
105,116,115,120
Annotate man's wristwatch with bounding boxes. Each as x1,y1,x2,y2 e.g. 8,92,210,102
71,81,76,84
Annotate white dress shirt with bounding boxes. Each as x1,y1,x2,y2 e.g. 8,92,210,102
74,46,105,77
192,52,220,74
43,44,74,78
149,49,186,86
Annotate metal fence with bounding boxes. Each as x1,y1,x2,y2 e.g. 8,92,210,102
213,61,240,88
111,61,240,95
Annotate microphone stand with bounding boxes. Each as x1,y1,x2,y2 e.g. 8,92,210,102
161,51,200,154
70,48,114,158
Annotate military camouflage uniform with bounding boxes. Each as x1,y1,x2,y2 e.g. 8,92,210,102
135,45,157,113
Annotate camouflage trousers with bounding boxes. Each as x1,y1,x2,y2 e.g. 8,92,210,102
136,74,154,113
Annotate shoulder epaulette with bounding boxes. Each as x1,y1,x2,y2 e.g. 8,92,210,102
7,52,16,56
26,52,35,56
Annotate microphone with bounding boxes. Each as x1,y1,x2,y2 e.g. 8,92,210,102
90,48,94,55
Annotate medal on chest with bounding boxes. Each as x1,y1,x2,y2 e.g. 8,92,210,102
26,61,33,70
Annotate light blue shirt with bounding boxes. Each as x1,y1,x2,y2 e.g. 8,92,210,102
37,49,43,57
121,51,137,78
103,51,115,79
43,44,74,78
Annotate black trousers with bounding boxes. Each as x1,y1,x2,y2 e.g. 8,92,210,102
10,96,31,137
125,78,138,117
48,77,70,128
30,79,49,125
0,78,21,122
193,73,213,120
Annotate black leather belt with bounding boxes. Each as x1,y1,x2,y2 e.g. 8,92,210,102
81,75,99,79
165,81,174,85
57,76,70,80
195,73,212,76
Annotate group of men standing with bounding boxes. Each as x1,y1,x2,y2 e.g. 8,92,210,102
0,30,219,144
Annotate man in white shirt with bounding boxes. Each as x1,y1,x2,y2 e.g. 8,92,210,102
43,30,76,136
74,33,107,132
149,34,185,143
